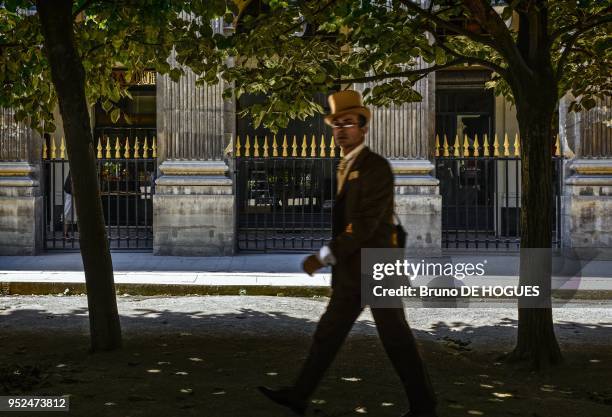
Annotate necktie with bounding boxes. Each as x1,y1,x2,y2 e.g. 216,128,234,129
336,158,348,194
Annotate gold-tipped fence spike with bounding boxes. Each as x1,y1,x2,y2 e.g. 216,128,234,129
483,134,490,157
50,136,57,159
320,134,326,157
124,137,130,159
311,134,317,157
330,135,336,157
443,134,449,157
152,136,157,158
463,134,470,157
114,137,121,158
435,134,440,157
503,133,510,157
514,133,520,157
473,134,480,157
254,136,260,157
134,137,140,159
282,134,288,157
42,140,48,159
105,137,111,159
235,135,241,157
245,135,251,157
292,135,298,157
59,137,66,160
453,135,460,157
143,137,149,158
263,135,269,157
96,138,102,158
493,134,500,157
272,135,278,157
301,134,307,157
555,134,561,157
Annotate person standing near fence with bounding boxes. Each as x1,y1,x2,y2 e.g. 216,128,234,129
63,171,77,238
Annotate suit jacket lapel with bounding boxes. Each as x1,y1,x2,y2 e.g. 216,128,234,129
335,146,370,202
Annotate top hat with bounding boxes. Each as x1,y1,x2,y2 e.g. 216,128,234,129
324,90,371,126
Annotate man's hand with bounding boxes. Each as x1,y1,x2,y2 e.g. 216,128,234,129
302,254,324,276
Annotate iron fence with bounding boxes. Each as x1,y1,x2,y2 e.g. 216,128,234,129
42,130,157,251
434,133,564,249
234,134,340,252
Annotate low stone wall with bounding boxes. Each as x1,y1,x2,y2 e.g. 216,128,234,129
153,160,234,256
563,159,612,249
0,162,42,255
391,160,441,251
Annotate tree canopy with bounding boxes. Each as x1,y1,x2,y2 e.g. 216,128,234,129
0,0,226,132
168,0,611,131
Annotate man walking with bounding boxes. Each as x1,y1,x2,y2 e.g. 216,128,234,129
259,90,437,417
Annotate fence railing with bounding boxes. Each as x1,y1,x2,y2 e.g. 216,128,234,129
232,134,339,252
232,133,344,158
434,132,564,249
42,132,157,251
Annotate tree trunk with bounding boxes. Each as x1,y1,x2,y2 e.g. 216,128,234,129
36,0,122,351
507,88,563,369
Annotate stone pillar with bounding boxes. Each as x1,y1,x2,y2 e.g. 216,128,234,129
563,160,612,249
153,64,235,256
392,160,441,251
0,108,43,255
561,97,612,250
153,160,234,255
354,62,441,250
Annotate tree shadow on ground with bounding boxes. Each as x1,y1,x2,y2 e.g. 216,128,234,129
0,303,611,417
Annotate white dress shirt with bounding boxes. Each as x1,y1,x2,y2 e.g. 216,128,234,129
317,143,366,266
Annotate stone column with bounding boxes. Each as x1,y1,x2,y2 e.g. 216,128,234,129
354,63,441,250
562,97,612,250
153,65,235,256
0,108,43,254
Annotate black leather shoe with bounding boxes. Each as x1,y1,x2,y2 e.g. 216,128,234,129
258,386,307,416
400,410,438,417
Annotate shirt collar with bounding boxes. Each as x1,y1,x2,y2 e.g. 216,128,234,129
343,143,366,162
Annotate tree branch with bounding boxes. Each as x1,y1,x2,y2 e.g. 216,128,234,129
460,0,534,79
555,14,612,83
550,7,612,42
397,0,499,50
335,59,467,84
427,26,508,77
72,0,95,19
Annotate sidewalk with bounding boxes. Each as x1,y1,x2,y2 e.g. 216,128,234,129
1,252,612,296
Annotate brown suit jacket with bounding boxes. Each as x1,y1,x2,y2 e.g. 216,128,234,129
328,146,396,293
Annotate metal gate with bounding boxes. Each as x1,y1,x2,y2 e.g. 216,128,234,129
234,134,340,252
42,128,157,251
434,133,564,249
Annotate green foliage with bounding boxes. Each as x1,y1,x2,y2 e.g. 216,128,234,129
174,0,610,131
0,0,226,134
2,1,610,133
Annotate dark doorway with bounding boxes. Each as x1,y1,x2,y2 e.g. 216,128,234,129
435,71,496,242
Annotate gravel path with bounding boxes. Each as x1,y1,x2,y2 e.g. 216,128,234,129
1,295,610,349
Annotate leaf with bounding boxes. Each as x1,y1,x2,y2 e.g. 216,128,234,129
110,108,120,123
434,47,447,65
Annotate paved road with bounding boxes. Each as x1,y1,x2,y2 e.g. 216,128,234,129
0,295,610,349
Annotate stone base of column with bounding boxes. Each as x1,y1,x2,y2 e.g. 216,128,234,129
563,159,612,249
153,161,234,256
390,160,441,252
0,162,43,255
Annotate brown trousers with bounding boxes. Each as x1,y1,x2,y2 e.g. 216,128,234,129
292,291,437,412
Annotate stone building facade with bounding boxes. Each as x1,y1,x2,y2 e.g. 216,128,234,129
0,67,610,256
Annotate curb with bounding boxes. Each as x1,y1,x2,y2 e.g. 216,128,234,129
0,282,331,297
1,281,612,300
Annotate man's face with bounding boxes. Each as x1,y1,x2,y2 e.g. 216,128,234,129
331,113,368,152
